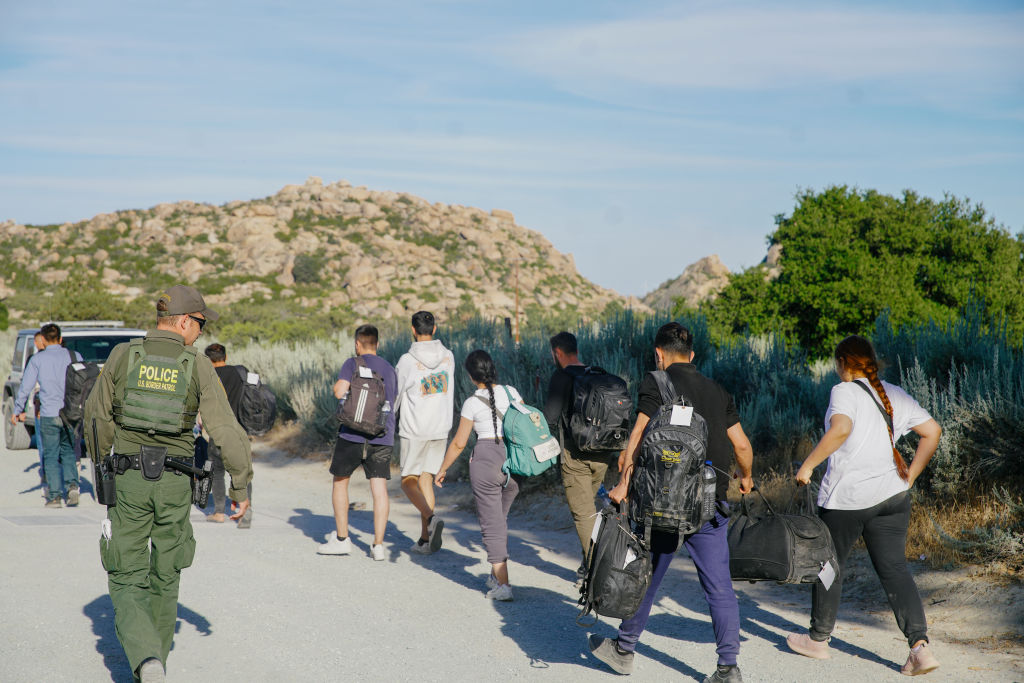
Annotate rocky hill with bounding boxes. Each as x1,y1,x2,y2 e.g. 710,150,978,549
0,177,647,332
642,254,732,311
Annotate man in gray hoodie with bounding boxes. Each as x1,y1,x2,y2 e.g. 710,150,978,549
394,311,456,554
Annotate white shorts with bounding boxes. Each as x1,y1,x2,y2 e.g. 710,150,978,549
399,438,447,478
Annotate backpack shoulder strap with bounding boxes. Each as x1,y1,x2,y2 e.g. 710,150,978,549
67,347,75,365
475,391,505,420
650,370,678,406
852,379,894,441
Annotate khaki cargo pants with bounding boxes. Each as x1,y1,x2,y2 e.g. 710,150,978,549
99,468,196,675
561,446,615,560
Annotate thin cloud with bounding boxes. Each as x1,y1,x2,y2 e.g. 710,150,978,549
493,6,1024,91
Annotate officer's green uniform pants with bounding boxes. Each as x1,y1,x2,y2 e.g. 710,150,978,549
99,469,196,675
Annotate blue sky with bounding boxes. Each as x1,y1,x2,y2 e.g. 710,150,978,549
1,0,1022,296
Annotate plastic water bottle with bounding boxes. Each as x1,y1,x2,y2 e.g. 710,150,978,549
701,460,717,519
597,483,612,508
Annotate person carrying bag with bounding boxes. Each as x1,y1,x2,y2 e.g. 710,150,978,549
786,335,943,677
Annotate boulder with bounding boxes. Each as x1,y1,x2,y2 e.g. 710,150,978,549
642,254,732,311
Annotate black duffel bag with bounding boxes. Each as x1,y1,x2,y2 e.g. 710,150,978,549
577,505,652,625
728,486,837,584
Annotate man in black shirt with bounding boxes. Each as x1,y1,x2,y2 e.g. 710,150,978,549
593,323,754,683
203,343,253,529
543,332,617,577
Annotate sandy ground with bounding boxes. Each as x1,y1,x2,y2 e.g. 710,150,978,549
0,437,1021,682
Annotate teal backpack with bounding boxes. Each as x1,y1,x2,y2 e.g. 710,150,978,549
483,385,560,478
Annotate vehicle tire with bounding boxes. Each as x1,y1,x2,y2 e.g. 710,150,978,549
3,396,32,450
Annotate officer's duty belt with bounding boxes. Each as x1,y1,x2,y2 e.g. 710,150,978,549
111,454,192,476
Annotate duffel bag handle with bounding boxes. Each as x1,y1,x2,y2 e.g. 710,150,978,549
739,484,778,518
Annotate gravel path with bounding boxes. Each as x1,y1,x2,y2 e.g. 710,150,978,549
0,439,1020,682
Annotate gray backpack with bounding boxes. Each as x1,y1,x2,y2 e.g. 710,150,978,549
336,356,387,438
628,370,711,542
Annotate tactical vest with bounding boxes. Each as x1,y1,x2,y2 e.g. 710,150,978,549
113,338,199,436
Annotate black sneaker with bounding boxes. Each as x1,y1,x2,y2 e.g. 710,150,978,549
703,664,743,683
588,635,634,675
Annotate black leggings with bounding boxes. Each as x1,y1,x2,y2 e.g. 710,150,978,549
810,490,928,647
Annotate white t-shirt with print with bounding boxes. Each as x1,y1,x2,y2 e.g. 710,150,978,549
818,379,932,510
459,385,523,441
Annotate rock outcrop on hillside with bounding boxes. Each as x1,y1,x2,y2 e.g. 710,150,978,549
0,177,649,325
642,255,731,311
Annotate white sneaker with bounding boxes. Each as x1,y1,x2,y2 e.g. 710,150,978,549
486,573,498,590
318,532,351,555
371,544,386,561
410,540,431,555
486,583,513,601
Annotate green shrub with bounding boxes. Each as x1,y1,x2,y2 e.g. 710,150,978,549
292,254,324,285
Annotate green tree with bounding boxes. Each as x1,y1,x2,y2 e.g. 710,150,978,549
707,187,1024,354
44,271,130,322
0,301,8,330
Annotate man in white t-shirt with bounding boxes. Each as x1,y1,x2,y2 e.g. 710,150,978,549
394,311,455,554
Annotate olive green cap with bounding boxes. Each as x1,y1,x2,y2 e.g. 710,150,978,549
156,285,219,321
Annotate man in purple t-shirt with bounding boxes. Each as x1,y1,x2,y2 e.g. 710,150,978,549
317,324,398,562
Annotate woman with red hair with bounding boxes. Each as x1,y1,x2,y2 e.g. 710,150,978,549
787,335,942,676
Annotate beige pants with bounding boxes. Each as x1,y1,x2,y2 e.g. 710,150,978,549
561,446,614,560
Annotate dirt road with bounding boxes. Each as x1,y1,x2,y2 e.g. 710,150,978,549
0,439,1020,682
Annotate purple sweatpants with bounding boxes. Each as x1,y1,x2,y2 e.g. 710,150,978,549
616,508,740,667
469,439,520,564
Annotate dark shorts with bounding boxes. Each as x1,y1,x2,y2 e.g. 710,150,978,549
330,439,392,480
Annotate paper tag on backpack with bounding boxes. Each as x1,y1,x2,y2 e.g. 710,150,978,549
358,366,373,379
590,514,603,544
818,560,836,591
246,372,260,385
72,363,86,371
624,548,637,569
670,405,693,426
533,438,560,463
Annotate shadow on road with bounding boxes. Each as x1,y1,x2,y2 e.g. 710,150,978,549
82,594,133,683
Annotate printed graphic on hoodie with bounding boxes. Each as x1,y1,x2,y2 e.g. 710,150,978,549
420,371,449,396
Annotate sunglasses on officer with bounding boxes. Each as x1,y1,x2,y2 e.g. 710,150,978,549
188,315,207,331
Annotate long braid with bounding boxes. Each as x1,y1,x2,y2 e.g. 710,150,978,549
864,364,909,481
486,382,500,444
836,335,909,482
465,349,501,445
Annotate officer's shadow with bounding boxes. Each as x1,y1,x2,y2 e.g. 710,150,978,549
84,594,212,682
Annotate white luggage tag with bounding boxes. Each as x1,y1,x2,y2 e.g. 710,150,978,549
246,372,260,385
533,438,560,463
670,405,693,426
818,560,836,591
624,548,637,569
590,514,604,545
358,366,374,379
72,363,86,371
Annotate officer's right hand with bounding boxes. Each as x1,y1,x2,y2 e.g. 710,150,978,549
11,412,25,424
229,499,250,521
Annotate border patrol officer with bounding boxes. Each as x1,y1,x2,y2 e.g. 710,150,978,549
85,285,253,683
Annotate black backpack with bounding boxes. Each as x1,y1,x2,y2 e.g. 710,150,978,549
60,348,100,429
568,366,631,453
628,370,711,541
577,505,652,625
336,356,388,438
728,487,838,584
235,366,277,436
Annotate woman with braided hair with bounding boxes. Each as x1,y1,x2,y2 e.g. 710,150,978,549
787,335,943,675
437,349,524,601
